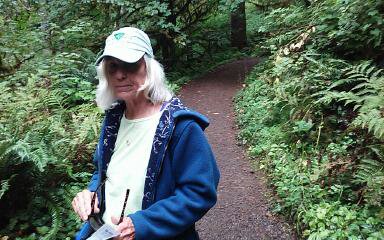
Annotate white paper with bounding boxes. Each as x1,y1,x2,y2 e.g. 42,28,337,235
87,224,120,240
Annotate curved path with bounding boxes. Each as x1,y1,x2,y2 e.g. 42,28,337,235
178,58,296,240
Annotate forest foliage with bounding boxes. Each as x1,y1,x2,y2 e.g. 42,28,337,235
236,0,384,239
1,0,383,239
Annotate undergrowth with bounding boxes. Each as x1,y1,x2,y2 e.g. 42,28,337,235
236,1,384,239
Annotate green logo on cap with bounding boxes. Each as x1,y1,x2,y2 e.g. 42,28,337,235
114,32,124,40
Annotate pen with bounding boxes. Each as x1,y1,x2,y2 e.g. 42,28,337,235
119,189,130,224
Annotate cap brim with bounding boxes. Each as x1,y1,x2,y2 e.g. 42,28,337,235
95,48,145,65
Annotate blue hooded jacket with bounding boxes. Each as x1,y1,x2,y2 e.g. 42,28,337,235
75,97,220,240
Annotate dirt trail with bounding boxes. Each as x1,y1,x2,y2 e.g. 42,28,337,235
178,58,296,240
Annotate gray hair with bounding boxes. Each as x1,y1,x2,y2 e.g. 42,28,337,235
95,55,173,111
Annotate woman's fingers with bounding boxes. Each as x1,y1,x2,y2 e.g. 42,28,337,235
111,216,135,240
120,228,135,239
79,190,89,220
83,190,92,217
72,189,98,221
111,216,120,225
72,192,83,219
78,194,87,220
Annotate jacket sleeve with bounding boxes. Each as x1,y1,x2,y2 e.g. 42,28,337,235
128,121,220,239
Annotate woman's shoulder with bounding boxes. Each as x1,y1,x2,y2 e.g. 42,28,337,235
166,96,210,130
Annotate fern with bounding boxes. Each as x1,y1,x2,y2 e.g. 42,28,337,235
0,54,100,238
42,197,63,240
318,62,384,139
354,158,384,206
0,178,11,199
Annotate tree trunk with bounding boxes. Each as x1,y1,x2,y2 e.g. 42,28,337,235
230,1,247,49
159,34,176,69
160,0,177,68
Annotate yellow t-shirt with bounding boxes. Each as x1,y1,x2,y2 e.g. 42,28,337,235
102,111,161,225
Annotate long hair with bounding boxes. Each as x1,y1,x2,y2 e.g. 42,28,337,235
95,54,173,111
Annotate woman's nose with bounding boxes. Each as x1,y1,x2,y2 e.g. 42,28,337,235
114,69,127,81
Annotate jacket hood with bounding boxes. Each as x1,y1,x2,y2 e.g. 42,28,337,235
165,97,209,130
173,109,209,130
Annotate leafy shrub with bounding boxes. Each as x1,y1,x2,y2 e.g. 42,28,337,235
0,13,101,236
0,51,101,238
236,1,384,238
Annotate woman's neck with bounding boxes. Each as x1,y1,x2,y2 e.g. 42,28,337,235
124,97,161,120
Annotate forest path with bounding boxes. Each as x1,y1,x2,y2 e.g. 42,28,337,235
178,58,296,240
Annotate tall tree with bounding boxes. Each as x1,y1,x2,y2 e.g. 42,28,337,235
156,0,219,67
230,0,247,49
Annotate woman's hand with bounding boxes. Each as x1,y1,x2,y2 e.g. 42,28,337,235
111,216,135,240
72,189,100,221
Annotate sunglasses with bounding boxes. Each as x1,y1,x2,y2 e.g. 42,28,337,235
104,56,142,75
88,178,130,231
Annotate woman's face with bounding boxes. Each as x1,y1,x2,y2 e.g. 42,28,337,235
104,56,147,102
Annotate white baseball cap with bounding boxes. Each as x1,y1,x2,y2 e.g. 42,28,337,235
95,27,154,65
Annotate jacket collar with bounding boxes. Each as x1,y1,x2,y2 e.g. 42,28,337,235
142,97,189,207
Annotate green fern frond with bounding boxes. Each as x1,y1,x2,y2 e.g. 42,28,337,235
353,88,377,96
354,158,384,206
368,145,384,162
354,158,383,185
356,62,371,74
358,159,382,175
371,68,383,78
42,200,63,240
320,62,384,139
351,82,372,92
372,118,384,138
0,178,10,199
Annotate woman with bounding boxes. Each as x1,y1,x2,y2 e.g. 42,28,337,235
72,27,220,240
